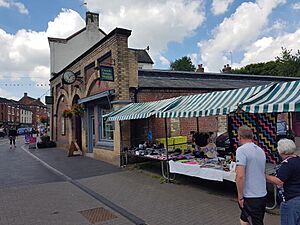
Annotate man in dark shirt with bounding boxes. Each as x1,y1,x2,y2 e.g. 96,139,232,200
8,126,17,149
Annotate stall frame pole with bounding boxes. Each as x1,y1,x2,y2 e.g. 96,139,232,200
164,118,170,182
196,117,199,132
288,112,291,132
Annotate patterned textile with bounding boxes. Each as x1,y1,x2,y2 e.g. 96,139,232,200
228,112,279,164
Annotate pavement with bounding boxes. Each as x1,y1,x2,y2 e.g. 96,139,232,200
2,136,297,225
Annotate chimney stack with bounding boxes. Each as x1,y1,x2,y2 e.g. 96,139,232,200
196,64,204,72
86,11,99,31
222,64,232,73
24,93,27,97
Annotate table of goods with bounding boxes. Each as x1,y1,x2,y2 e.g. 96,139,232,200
168,158,236,182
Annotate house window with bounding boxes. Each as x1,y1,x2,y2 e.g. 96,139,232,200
98,108,114,142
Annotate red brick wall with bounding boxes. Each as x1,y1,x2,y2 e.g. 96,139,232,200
84,62,95,84
0,103,7,124
137,89,208,102
56,97,69,147
135,89,218,142
88,80,110,96
18,96,48,127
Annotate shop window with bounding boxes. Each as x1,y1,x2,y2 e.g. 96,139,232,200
98,108,114,144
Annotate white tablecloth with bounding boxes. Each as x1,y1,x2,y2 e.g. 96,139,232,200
168,160,236,182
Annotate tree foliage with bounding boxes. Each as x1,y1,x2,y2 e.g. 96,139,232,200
170,56,196,72
231,48,300,77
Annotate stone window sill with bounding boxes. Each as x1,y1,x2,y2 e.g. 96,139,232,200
95,140,114,151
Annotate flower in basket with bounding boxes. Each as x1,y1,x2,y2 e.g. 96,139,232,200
62,109,73,118
72,104,84,116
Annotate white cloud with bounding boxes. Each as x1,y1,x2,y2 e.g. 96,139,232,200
0,9,83,92
270,19,287,31
47,8,85,38
0,0,9,7
199,0,286,72
0,87,18,100
292,2,300,10
159,55,170,66
188,53,198,66
0,0,28,14
85,0,205,57
239,28,300,67
211,0,234,15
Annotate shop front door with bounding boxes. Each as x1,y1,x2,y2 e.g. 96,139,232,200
87,108,95,153
292,112,300,137
75,115,82,150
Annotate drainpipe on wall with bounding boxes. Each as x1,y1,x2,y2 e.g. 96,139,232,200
133,87,139,103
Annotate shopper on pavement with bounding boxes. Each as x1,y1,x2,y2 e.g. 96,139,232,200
8,126,17,149
235,125,267,225
266,138,300,225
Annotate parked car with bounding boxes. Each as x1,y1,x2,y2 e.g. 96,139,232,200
17,127,33,135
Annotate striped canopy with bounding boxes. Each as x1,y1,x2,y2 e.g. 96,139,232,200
240,80,300,113
156,84,269,118
104,96,181,121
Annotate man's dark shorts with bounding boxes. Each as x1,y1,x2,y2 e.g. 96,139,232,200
240,196,267,225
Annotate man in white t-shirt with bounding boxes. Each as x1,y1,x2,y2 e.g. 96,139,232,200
235,125,267,225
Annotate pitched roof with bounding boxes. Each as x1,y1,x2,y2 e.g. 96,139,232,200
138,69,300,90
48,28,106,43
0,97,11,103
18,95,46,107
129,49,154,64
0,97,21,105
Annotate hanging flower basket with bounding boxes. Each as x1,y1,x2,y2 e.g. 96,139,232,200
72,104,84,116
62,109,73,118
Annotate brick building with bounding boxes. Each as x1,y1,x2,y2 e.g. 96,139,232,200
0,97,32,128
129,70,299,146
18,93,48,128
49,12,298,166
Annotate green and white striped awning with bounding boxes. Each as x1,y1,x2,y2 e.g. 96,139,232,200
156,84,270,118
240,80,300,113
104,96,181,121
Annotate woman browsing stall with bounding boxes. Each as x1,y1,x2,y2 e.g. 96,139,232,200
193,132,218,159
266,138,300,225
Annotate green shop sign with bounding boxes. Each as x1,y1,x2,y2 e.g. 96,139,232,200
99,66,114,81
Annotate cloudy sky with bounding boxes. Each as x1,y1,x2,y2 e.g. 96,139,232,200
0,0,300,101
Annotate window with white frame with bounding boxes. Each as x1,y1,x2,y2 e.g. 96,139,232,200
98,108,114,141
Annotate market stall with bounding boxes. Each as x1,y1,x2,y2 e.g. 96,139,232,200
105,81,300,179
105,83,273,180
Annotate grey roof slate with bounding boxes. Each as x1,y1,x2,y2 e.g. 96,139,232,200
138,69,300,90
130,49,154,64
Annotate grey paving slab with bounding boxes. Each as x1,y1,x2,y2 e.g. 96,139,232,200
0,182,133,225
28,146,121,180
79,170,280,225
8,138,286,225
